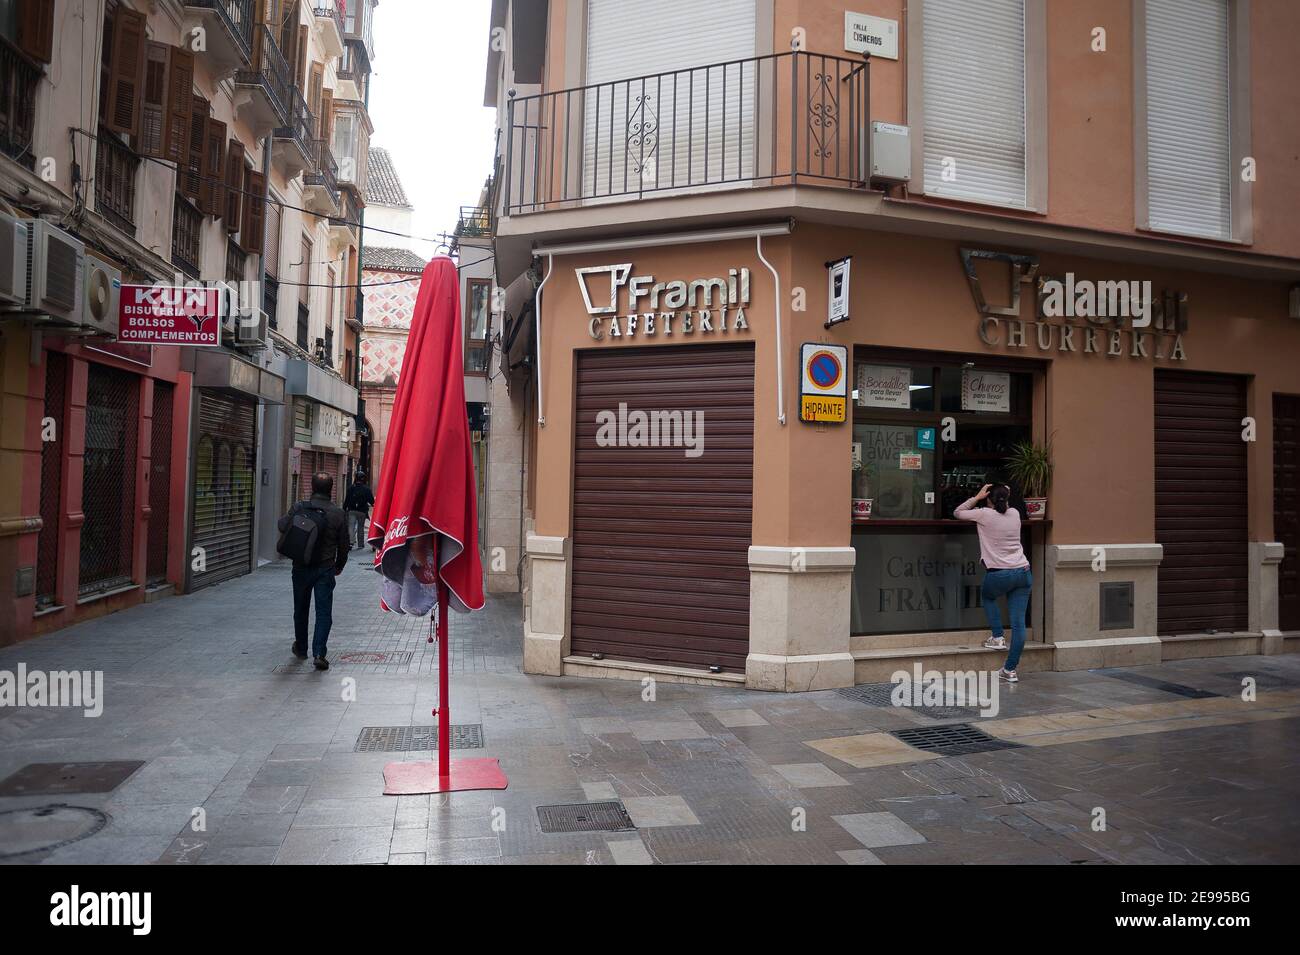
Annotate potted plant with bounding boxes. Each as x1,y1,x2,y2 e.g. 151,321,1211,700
1005,438,1053,520
852,442,872,520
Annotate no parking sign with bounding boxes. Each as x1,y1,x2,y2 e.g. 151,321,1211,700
799,343,848,423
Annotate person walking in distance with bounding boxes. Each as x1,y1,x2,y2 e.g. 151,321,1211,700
277,472,349,670
955,483,1033,683
343,472,375,550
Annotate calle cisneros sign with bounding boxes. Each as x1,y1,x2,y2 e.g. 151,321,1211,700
577,263,753,341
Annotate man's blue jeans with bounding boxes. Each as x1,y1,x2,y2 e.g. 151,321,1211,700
981,567,1033,670
292,564,336,659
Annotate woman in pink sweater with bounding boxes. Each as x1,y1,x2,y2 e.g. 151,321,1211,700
955,484,1032,682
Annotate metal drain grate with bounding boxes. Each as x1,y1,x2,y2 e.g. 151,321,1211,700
537,802,635,833
1094,669,1220,699
836,683,976,720
354,724,484,752
0,761,145,797
891,723,1022,756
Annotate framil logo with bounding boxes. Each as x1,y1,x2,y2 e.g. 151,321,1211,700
576,263,752,341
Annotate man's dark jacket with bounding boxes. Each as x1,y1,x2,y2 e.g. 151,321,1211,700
344,482,374,513
278,493,348,572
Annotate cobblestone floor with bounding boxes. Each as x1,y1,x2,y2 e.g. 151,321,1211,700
1,560,1298,865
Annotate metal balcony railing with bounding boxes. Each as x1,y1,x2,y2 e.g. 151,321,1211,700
455,204,493,238
305,138,339,206
172,195,202,280
95,132,140,235
330,188,361,232
0,38,40,169
187,0,254,61
274,86,315,160
314,1,345,34
503,50,871,215
235,25,292,127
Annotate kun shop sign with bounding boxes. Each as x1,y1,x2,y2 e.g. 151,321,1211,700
577,263,752,341
117,285,221,346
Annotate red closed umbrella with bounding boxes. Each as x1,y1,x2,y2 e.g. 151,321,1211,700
367,256,504,794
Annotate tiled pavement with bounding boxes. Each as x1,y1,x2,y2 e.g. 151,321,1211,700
1,560,1298,865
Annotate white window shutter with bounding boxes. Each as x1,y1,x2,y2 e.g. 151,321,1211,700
922,0,1027,208
584,0,757,198
1145,0,1231,240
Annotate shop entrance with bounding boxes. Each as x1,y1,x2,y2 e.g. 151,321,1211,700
1154,371,1248,635
1275,394,1299,631
570,344,755,672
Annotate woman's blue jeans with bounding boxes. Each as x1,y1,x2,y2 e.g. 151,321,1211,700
981,567,1033,670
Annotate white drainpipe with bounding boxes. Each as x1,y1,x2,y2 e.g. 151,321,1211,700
534,253,553,426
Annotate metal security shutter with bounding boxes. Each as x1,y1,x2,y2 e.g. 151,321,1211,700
1145,0,1231,240
922,0,1026,207
583,0,756,197
299,449,342,502
147,381,174,584
1154,371,1247,634
80,363,139,596
191,392,257,589
571,344,755,672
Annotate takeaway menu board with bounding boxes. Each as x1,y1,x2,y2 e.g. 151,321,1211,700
856,363,911,408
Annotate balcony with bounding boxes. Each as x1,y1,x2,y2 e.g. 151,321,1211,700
272,87,315,179
313,2,346,59
329,188,362,246
501,50,870,216
94,132,140,236
172,195,203,280
335,42,365,101
331,100,372,195
183,0,254,78
455,204,493,240
304,139,341,216
342,0,376,68
234,25,292,136
1,39,40,170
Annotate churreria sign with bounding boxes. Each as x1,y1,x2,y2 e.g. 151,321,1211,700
577,263,753,341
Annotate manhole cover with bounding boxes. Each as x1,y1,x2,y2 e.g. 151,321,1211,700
836,683,976,720
1093,669,1220,699
0,805,109,857
0,761,145,797
891,723,1022,756
354,724,484,752
537,802,635,833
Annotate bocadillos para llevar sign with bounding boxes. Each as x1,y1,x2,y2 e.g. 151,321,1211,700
961,248,1189,361
576,263,752,340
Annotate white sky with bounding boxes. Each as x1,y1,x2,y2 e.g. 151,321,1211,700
367,0,497,261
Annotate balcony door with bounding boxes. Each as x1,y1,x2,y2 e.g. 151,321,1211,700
583,0,757,202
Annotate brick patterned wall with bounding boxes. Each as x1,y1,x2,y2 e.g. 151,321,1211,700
360,268,418,386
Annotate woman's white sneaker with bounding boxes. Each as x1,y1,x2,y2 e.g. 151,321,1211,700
983,637,1007,650
997,667,1019,683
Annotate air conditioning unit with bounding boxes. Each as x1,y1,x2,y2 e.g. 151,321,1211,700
217,281,241,338
236,308,270,347
24,219,84,324
82,254,122,337
0,212,31,306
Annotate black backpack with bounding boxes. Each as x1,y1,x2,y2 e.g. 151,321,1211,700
277,503,327,564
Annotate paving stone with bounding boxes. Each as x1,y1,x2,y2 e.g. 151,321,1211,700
772,763,851,789
833,811,928,849
712,708,769,727
622,795,701,827
606,837,655,865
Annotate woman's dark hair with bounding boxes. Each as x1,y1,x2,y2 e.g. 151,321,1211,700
989,484,1011,514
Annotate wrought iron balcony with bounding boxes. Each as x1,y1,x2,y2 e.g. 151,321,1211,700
313,1,346,58
304,138,340,215
1,38,40,170
234,25,292,131
184,0,254,70
455,205,493,239
272,87,316,178
502,50,871,215
329,188,362,242
94,132,140,236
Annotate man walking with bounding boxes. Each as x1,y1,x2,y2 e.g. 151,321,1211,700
343,472,375,550
277,472,349,670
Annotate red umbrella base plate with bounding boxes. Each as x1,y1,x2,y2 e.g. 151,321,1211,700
382,758,509,795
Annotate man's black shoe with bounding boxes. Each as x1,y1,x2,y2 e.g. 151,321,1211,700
292,644,308,659
314,656,329,671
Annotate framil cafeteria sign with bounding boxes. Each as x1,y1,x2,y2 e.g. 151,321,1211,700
577,263,752,341
960,248,1189,361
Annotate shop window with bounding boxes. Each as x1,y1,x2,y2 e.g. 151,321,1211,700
466,279,490,375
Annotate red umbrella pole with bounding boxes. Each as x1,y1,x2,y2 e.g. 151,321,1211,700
438,579,450,782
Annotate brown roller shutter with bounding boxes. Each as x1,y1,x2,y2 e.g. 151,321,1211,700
1154,370,1248,635
242,170,267,254
1275,395,1300,631
105,8,147,137
570,344,755,672
200,117,226,216
18,0,56,64
137,42,169,158
191,393,257,589
181,94,209,202
225,139,246,230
